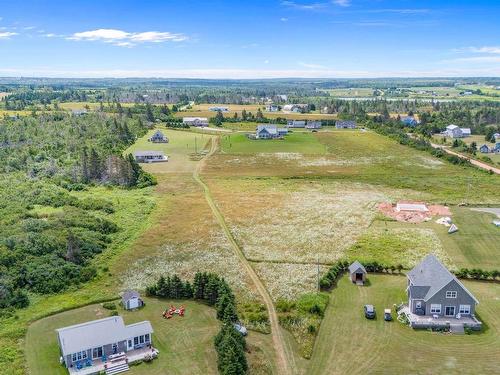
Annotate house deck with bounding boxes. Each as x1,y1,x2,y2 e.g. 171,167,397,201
67,347,157,375
399,305,482,331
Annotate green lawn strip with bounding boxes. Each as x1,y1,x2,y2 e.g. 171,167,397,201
308,274,500,375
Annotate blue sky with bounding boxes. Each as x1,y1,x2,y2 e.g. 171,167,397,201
0,0,499,78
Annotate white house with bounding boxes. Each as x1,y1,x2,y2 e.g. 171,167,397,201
209,106,229,112
133,151,168,163
256,125,279,139
287,120,306,128
182,117,209,127
305,120,322,129
443,125,471,138
265,104,280,112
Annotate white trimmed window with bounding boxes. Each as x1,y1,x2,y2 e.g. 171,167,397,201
72,350,87,362
430,304,441,313
446,291,457,298
459,305,471,314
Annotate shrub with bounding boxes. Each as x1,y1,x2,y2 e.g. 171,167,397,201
102,302,117,310
296,293,329,317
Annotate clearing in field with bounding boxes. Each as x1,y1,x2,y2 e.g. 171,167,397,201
308,274,500,375
123,128,214,174
25,298,275,375
220,132,326,155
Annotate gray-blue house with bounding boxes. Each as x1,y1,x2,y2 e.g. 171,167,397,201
403,254,481,331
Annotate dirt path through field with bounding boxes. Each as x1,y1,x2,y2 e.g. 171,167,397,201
430,142,500,174
193,137,293,375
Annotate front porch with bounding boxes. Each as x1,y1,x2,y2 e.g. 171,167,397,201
398,305,482,331
67,347,158,375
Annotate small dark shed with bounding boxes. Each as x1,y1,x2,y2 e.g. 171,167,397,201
349,261,367,285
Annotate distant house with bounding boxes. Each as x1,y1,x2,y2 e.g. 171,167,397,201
265,104,280,112
479,144,491,153
71,110,88,117
493,133,500,142
122,290,144,310
283,104,308,113
182,117,209,127
335,120,356,129
149,130,168,143
305,120,322,129
443,124,471,138
56,316,155,373
402,254,481,331
133,151,168,163
401,116,418,126
287,120,306,128
348,261,367,285
209,106,229,112
494,142,500,153
256,124,279,139
277,127,289,136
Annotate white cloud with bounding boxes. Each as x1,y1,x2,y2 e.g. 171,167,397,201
67,28,188,47
23,26,36,30
280,17,289,22
0,32,18,39
367,8,429,14
264,60,270,64
298,62,328,69
332,0,351,7
281,1,327,11
468,46,500,54
444,56,500,63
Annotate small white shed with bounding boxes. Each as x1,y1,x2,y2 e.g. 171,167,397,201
122,290,144,310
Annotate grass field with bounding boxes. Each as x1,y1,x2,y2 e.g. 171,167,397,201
25,298,275,375
308,274,500,375
123,128,214,174
220,132,327,155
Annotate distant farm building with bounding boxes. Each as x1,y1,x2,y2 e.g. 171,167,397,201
265,104,280,112
209,106,229,112
348,261,367,285
494,133,500,141
443,125,471,138
133,151,168,163
149,130,168,143
305,120,322,129
183,117,209,127
283,104,308,113
335,120,357,129
71,110,88,117
287,120,306,128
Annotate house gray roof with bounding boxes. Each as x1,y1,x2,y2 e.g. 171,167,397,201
133,150,165,157
257,124,278,135
348,261,366,274
151,130,165,138
122,290,141,304
56,316,153,357
407,254,478,303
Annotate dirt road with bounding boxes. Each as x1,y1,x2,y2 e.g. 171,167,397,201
430,142,500,175
193,138,293,375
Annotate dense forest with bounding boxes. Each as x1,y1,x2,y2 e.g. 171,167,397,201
0,111,155,312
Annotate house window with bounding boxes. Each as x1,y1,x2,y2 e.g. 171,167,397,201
145,334,150,342
134,337,139,346
459,305,471,314
445,306,456,316
430,304,441,314
139,335,145,344
446,291,457,298
72,350,87,362
92,347,103,359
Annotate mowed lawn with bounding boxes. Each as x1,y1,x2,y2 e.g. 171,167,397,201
26,298,220,375
432,207,500,270
124,128,214,174
220,132,327,155
309,274,500,375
